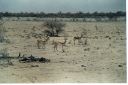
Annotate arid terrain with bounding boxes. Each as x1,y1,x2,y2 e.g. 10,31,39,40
0,20,126,83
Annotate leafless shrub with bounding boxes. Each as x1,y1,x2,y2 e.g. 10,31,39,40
43,20,65,37
0,48,9,58
0,48,13,65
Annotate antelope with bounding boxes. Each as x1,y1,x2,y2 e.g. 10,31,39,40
52,38,67,52
73,34,83,45
37,36,50,49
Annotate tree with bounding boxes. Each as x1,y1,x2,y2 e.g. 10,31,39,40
43,20,65,37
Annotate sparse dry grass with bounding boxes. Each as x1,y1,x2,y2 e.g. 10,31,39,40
0,19,126,83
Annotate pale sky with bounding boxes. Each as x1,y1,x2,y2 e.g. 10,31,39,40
0,0,126,13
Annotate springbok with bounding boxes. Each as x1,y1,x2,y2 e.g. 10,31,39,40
73,34,83,45
37,36,50,49
52,37,67,52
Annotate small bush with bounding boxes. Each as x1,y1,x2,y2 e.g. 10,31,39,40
0,48,13,65
43,20,65,37
0,48,9,58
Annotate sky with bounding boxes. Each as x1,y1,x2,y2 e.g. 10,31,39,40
0,0,126,13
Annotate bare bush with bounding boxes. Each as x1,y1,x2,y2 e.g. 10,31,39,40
0,48,9,58
43,20,65,37
0,48,13,65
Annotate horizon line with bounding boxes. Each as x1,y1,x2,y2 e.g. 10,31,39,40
0,10,126,13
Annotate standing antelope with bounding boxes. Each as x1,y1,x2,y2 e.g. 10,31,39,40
52,38,67,52
73,34,83,45
37,36,50,49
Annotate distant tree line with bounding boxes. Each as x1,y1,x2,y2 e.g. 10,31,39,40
0,11,126,18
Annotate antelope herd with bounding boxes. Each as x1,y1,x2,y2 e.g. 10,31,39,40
35,34,85,52
30,27,87,52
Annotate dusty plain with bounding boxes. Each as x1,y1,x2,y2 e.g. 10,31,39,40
0,20,126,83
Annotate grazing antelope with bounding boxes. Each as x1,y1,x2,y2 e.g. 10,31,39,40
73,34,83,45
37,36,50,49
52,38,67,52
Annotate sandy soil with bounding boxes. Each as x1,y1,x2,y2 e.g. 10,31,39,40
0,21,126,83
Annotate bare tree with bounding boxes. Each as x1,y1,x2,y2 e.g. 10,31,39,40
43,20,65,37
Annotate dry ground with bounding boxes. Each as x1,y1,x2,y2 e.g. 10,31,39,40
0,21,126,83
